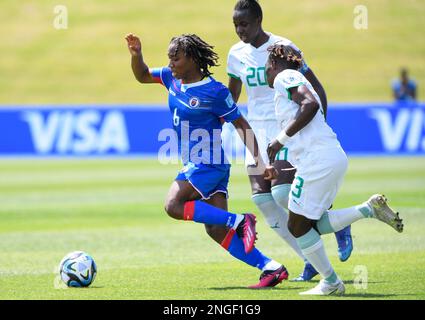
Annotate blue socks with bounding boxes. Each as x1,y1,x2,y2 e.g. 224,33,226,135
183,200,241,228
221,229,270,270
183,201,273,271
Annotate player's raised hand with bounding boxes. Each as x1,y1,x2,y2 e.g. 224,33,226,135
267,139,283,165
125,33,142,56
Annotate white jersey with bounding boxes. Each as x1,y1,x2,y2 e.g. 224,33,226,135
227,32,305,121
273,69,341,166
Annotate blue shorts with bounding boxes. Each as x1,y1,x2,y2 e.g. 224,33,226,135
175,162,230,200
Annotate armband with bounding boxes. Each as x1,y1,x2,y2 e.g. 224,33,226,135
276,131,290,145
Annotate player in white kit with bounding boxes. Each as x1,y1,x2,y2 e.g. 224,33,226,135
227,0,353,281
265,43,404,295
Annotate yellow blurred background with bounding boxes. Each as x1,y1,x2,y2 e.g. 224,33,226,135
0,0,424,104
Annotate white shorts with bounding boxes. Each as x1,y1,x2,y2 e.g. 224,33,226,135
245,119,281,166
288,147,348,220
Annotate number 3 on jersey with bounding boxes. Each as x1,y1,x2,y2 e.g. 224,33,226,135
291,176,304,199
246,67,267,87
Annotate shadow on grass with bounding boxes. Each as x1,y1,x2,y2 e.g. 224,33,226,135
208,287,416,298
208,286,302,291
342,293,417,298
306,280,387,284
65,285,105,289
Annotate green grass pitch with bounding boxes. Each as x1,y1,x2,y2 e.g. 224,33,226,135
0,157,424,300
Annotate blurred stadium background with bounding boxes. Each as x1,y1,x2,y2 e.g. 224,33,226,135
0,0,424,300
1,0,424,103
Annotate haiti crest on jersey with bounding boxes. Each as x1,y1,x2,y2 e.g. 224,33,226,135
189,97,201,108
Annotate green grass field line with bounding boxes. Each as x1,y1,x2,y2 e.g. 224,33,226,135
0,157,424,299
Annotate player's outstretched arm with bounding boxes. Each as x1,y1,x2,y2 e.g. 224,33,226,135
125,33,156,83
228,77,243,103
232,115,277,180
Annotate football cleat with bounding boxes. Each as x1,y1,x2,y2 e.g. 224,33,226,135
335,225,353,262
236,213,257,254
249,265,289,289
290,263,319,282
299,278,345,296
367,194,404,233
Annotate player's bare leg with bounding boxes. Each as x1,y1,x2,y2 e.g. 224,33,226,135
164,180,200,220
164,180,256,252
249,162,307,260
164,180,288,288
271,160,353,266
248,160,319,281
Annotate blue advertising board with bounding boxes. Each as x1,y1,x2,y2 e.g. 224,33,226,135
0,103,424,157
328,103,425,155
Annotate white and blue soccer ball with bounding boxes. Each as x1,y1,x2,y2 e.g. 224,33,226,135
59,251,97,287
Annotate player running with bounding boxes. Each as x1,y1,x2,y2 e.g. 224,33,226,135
125,32,288,288
265,43,404,295
227,0,353,281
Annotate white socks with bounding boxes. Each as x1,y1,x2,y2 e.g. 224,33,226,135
262,259,282,272
317,202,372,234
252,193,307,263
296,228,336,282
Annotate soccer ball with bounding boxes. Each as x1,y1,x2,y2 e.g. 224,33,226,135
59,251,97,287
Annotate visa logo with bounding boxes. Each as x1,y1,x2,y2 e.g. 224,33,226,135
21,110,129,154
369,108,425,152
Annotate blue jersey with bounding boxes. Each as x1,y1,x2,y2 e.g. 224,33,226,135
151,67,241,165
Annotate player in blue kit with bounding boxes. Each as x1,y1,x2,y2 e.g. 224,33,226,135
125,32,288,288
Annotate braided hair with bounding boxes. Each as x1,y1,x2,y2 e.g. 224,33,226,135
267,43,303,70
234,0,263,19
169,34,219,78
